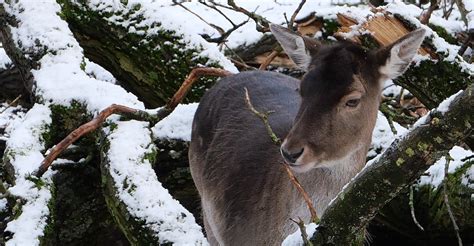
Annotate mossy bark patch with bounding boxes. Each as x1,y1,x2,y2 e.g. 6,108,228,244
58,1,223,108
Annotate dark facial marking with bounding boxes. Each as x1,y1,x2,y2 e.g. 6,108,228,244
299,42,369,110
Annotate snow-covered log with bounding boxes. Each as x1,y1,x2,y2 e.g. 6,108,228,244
57,0,237,107
0,0,206,244
100,120,207,245
310,84,474,245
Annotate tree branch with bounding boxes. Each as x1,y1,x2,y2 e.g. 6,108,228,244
243,87,319,222
311,85,473,245
288,0,307,29
34,67,232,178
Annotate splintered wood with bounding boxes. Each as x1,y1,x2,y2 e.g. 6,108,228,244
336,12,434,57
257,10,436,68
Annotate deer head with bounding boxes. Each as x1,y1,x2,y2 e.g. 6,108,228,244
272,24,426,172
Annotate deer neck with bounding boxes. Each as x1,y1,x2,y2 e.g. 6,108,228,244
296,144,369,216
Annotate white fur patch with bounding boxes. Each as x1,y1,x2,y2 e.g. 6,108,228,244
379,45,407,79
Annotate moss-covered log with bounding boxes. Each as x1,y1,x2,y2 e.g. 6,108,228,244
311,84,473,245
99,121,206,245
58,1,234,108
369,158,474,245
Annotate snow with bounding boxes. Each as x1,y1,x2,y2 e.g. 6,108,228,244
437,90,463,114
412,89,463,129
418,146,473,188
3,105,55,246
152,103,198,141
0,198,7,212
84,58,116,84
106,120,208,245
0,48,12,69
83,0,238,73
0,103,25,141
368,111,407,158
282,223,318,246
461,162,474,190
463,0,474,30
3,0,143,112
1,0,472,244
382,79,403,97
383,1,474,74
33,53,143,112
82,0,372,72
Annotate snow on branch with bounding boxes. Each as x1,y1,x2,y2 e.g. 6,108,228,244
101,121,207,245
0,0,210,244
3,105,53,245
310,85,473,245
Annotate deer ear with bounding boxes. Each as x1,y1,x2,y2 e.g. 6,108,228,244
270,24,320,71
378,28,426,79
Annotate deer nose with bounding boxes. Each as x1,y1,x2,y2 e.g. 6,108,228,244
280,147,304,164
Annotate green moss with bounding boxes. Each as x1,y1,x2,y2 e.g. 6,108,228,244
434,136,443,144
46,101,93,148
359,34,380,50
26,175,46,189
405,148,415,157
80,57,86,71
58,1,223,107
430,117,440,125
396,158,405,167
99,132,161,245
40,182,56,246
142,147,157,167
322,19,340,37
417,142,429,152
428,24,458,45
396,59,472,109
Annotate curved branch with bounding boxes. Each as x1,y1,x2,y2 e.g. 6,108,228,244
34,67,232,178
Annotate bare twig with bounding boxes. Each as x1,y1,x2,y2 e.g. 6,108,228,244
174,0,223,34
409,185,425,231
225,0,271,32
258,50,280,70
379,103,398,135
290,217,313,246
284,164,319,223
0,94,22,114
420,0,440,24
458,31,474,56
222,43,255,70
443,154,463,246
454,0,469,27
243,87,319,222
176,0,249,44
199,1,237,26
442,0,456,19
34,67,233,178
243,87,281,145
201,19,249,44
288,0,307,29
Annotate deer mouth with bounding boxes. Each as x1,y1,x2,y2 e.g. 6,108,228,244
287,160,317,173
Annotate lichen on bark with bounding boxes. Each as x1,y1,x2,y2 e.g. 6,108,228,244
58,0,227,108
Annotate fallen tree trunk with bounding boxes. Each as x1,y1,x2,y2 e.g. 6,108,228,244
58,0,236,108
311,84,473,245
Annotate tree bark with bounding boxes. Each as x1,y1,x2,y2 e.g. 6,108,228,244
311,84,473,245
58,1,227,108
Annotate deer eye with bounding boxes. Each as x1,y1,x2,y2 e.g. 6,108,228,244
345,98,361,107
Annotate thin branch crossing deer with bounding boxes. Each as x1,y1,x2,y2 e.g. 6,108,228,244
189,24,426,245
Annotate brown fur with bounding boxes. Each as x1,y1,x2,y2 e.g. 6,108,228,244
189,28,425,245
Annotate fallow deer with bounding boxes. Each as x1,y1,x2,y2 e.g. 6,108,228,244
189,24,426,245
